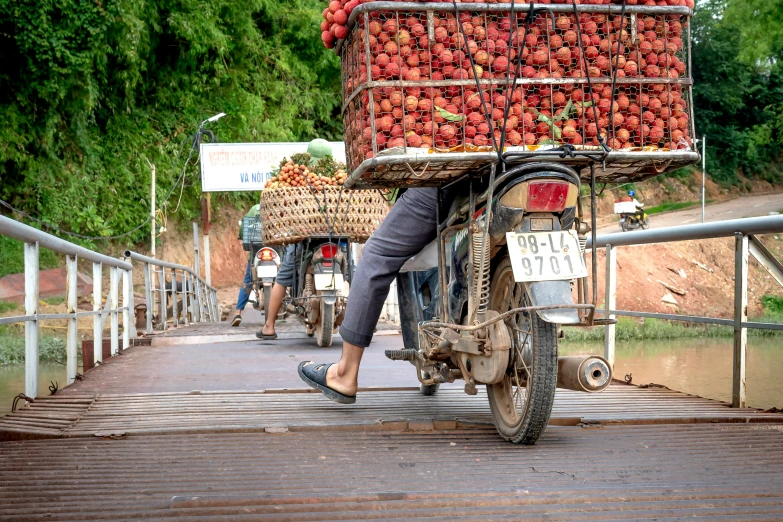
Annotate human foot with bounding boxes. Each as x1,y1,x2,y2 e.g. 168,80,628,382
255,325,277,339
298,362,356,404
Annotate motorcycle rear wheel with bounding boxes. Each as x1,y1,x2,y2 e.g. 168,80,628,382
485,256,558,445
262,285,272,320
316,299,334,347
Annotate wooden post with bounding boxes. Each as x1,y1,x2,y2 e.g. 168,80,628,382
732,233,748,408
604,244,616,369
24,242,39,398
66,255,78,385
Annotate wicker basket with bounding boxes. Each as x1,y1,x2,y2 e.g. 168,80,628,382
260,186,389,246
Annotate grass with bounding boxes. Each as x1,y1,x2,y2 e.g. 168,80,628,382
0,331,69,365
0,301,19,314
41,297,65,306
0,236,60,279
645,200,715,216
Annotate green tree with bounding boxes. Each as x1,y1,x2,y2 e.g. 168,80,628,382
0,0,342,244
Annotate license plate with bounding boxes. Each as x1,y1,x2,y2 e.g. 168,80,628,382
256,265,278,279
314,273,344,291
506,231,587,282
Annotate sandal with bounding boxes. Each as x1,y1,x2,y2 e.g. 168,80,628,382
298,361,356,404
255,329,277,340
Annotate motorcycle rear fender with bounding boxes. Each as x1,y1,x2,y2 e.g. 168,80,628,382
524,280,579,324
319,290,338,305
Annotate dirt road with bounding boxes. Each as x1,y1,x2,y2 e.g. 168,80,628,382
599,192,782,233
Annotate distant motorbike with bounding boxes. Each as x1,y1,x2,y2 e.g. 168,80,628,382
252,245,283,318
286,237,353,347
614,201,649,232
619,211,649,232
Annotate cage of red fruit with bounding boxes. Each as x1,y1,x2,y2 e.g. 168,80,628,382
329,1,696,176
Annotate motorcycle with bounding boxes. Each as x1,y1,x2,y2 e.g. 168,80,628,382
251,244,283,319
615,201,649,232
285,237,352,347
391,162,613,444
619,211,650,232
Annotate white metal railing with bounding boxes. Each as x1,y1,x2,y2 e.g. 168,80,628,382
588,215,783,409
123,251,219,332
0,215,135,397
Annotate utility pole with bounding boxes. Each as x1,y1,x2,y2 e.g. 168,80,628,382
701,135,706,224
150,163,156,257
202,193,212,285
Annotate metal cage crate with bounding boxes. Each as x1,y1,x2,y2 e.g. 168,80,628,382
336,2,700,188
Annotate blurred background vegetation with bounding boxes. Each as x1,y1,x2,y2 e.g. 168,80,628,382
0,0,780,249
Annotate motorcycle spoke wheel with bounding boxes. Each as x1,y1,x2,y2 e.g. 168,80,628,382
486,256,558,445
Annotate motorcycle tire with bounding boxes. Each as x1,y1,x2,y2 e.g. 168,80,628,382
316,299,334,347
642,218,650,230
485,256,558,445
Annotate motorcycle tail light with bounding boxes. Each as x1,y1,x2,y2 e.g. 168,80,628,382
525,181,570,212
319,244,338,260
257,247,277,261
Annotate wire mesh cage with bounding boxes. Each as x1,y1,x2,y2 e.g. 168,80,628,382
336,2,699,188
241,216,264,252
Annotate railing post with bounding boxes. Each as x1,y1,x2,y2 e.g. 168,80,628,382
93,262,103,365
159,266,167,330
122,268,131,350
24,241,39,398
733,233,749,408
196,279,205,322
604,244,616,370
193,222,201,278
182,272,189,325
110,266,119,356
66,254,78,385
171,269,179,327
188,274,197,322
143,262,153,334
211,290,219,322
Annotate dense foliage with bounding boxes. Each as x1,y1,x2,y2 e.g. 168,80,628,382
0,0,780,245
692,0,783,185
0,0,341,244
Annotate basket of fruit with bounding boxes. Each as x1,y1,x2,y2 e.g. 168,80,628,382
326,1,700,188
260,153,389,246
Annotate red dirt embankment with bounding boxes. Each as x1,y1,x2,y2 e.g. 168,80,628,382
587,234,783,319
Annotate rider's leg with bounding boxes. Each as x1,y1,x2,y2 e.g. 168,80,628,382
260,283,287,336
257,245,296,337
323,188,439,395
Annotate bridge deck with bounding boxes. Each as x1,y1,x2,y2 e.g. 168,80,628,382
2,324,783,520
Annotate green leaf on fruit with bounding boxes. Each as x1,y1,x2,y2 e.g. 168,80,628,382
436,107,464,122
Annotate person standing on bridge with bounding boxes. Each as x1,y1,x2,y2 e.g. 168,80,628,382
231,203,262,327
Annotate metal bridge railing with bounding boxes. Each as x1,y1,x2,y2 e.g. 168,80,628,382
588,215,783,409
123,251,219,333
0,215,135,397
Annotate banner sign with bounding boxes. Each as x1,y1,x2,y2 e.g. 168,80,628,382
200,142,346,192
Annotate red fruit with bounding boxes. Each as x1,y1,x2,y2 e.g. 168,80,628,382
388,137,405,148
492,56,509,73
321,31,335,48
384,62,400,78
406,132,423,148
390,124,404,138
320,20,330,32
649,126,665,143
328,1,341,14
333,10,348,25
556,47,571,65
440,124,456,140
334,25,348,40
379,116,394,133
625,115,641,131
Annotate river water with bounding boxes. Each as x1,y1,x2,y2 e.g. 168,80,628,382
0,338,781,415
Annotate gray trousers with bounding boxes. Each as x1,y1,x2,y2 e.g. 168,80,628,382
339,188,439,347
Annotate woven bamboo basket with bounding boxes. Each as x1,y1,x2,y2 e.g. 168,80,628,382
260,186,389,246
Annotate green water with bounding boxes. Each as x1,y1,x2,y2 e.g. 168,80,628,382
0,364,71,414
561,337,783,410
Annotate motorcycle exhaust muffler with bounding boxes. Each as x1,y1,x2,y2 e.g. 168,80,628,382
557,355,612,392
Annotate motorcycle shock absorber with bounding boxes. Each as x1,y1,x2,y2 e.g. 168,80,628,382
472,232,491,314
